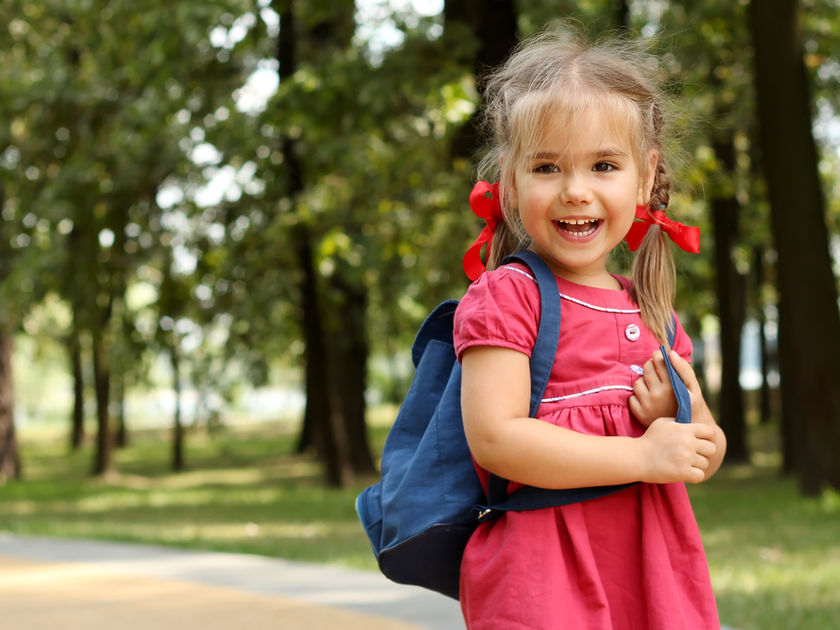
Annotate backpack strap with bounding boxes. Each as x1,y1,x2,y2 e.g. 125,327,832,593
505,250,562,417
662,315,692,423
481,250,561,514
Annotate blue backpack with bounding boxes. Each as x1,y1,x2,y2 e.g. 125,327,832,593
355,250,690,600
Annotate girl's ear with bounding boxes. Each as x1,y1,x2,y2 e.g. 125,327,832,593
637,150,659,206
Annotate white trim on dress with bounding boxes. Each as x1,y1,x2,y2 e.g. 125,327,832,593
501,265,641,315
541,384,634,404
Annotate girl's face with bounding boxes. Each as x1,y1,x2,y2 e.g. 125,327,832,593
510,106,656,288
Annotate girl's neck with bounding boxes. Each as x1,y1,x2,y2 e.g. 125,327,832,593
540,260,624,291
559,272,623,291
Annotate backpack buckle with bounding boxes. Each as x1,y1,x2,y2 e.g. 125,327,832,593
475,506,502,522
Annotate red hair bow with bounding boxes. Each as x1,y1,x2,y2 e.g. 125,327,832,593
625,205,701,254
463,181,503,281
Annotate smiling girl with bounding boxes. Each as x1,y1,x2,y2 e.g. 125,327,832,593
454,28,726,629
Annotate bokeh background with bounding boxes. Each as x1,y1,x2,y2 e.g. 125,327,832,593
1,2,839,628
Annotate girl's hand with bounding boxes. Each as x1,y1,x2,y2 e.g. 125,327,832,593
638,418,717,484
629,350,679,426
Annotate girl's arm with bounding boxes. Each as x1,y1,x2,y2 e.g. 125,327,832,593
461,346,720,489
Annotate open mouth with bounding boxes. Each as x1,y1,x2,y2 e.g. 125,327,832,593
555,218,602,238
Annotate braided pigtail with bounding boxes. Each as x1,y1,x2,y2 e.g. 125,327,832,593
631,105,677,345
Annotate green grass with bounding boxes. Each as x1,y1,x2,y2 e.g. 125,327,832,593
2,416,839,629
0,418,388,569
690,464,840,629
687,422,840,629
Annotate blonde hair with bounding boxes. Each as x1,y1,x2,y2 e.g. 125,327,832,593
477,26,677,344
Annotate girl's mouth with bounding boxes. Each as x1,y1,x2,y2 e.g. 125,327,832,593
555,218,602,238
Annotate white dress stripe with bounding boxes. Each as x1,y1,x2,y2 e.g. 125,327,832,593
541,384,635,404
501,265,642,315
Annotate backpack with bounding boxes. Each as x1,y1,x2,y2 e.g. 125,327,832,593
355,250,690,600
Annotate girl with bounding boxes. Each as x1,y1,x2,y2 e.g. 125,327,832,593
454,28,726,629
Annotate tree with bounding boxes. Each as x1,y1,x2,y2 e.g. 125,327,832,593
702,2,753,463
446,0,518,159
257,0,483,483
1,0,255,475
749,0,840,493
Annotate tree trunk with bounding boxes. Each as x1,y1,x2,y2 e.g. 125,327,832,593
115,371,128,448
749,0,840,493
753,246,773,425
447,0,518,158
171,346,184,471
616,0,630,32
91,323,114,476
711,135,748,463
295,227,350,486
329,274,376,475
70,328,85,450
0,184,20,482
277,3,311,457
0,330,20,482
277,0,353,485
777,302,799,475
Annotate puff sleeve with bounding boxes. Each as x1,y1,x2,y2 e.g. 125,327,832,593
453,265,542,362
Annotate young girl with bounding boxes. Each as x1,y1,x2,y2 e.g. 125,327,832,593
454,29,726,629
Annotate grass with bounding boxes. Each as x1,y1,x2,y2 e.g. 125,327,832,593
689,458,840,629
0,418,388,568
1,415,839,629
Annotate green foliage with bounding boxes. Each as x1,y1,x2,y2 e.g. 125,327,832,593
191,2,482,388
0,0,260,409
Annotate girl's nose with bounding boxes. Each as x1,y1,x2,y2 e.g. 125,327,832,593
560,171,591,206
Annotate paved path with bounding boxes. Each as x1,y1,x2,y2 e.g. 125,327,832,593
0,533,464,630
0,534,736,629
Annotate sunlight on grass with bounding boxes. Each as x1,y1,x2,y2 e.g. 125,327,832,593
0,421,377,569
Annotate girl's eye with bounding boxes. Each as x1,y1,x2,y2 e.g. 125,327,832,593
534,163,559,174
593,162,616,172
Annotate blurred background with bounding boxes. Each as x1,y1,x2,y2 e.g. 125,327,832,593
1,2,839,628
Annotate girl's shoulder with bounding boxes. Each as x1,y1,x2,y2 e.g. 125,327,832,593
459,262,542,314
453,263,542,360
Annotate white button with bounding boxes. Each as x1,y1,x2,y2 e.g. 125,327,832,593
625,324,641,341
630,364,644,376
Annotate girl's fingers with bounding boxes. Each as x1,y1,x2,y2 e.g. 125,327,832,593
644,357,665,385
628,395,642,419
633,373,650,399
650,352,668,381
695,433,717,456
668,350,699,390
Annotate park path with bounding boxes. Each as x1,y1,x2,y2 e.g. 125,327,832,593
0,533,464,630
0,534,737,629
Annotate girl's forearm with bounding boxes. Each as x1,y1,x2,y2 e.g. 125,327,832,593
467,417,649,490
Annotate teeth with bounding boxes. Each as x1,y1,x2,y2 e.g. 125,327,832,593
556,218,599,237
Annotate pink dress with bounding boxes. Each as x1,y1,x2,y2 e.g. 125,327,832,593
453,262,719,630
